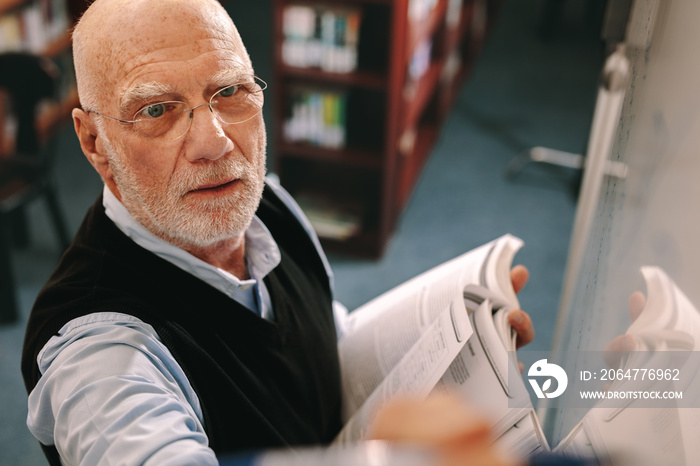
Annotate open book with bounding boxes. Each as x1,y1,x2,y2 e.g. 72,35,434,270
334,234,548,457
333,235,700,464
554,266,700,465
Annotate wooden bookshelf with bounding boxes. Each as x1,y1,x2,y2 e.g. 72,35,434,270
406,0,447,61
278,142,383,169
272,0,503,257
280,65,387,90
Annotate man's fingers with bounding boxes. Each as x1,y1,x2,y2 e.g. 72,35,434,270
368,394,491,446
602,334,638,368
510,265,529,295
508,309,534,349
629,291,646,321
603,334,638,353
601,294,644,369
369,394,519,466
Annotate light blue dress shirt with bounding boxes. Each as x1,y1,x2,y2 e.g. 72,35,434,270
27,178,347,465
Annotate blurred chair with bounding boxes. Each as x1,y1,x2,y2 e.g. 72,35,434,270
0,52,70,324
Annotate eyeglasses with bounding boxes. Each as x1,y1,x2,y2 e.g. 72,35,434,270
89,76,267,141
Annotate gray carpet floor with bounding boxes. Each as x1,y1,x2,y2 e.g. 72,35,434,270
0,0,603,463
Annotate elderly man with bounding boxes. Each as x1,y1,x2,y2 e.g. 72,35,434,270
21,0,533,464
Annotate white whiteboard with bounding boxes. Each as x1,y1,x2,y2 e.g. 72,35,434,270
549,0,700,444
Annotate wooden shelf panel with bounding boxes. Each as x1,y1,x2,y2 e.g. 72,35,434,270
278,142,383,169
396,122,439,211
277,0,391,5
0,0,23,15
406,0,448,62
280,65,387,90
320,229,383,259
444,3,474,54
402,58,443,131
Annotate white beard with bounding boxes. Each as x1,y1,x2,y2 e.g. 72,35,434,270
103,137,266,249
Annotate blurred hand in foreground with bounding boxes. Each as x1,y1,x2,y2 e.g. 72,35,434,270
603,291,646,368
368,394,523,466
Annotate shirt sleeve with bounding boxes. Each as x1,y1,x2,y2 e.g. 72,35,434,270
27,312,218,466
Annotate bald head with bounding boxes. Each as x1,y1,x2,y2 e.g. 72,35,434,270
73,0,251,113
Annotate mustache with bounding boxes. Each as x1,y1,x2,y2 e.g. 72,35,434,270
171,158,249,195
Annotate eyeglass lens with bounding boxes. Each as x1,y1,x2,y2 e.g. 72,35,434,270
134,80,265,141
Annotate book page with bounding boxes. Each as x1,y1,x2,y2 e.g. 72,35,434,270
496,411,549,458
679,408,700,463
627,267,700,351
582,405,686,466
338,242,496,419
483,234,523,307
334,297,472,445
432,299,532,438
554,421,596,458
343,240,495,334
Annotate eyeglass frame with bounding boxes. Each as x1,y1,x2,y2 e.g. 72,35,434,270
86,76,267,141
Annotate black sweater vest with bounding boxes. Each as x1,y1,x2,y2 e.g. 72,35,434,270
22,185,343,462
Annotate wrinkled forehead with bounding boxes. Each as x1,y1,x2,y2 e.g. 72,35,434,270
119,5,248,65
114,35,252,88
78,0,252,103
116,15,248,66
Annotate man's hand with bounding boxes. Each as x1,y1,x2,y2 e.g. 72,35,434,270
368,394,522,466
507,265,534,349
603,291,645,368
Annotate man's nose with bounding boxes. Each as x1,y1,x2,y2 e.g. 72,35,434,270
183,104,234,161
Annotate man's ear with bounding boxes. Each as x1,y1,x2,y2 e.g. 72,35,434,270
72,108,116,187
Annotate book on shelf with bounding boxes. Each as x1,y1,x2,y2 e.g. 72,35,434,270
331,235,700,464
408,38,432,81
0,0,70,54
294,192,361,241
446,0,463,29
0,13,23,51
441,49,462,85
408,0,438,23
283,86,347,149
282,4,361,73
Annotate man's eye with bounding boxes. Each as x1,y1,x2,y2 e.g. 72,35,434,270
218,85,240,98
139,103,167,119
